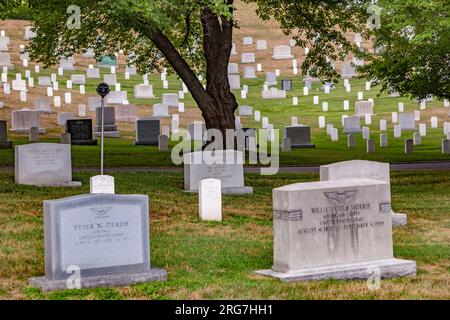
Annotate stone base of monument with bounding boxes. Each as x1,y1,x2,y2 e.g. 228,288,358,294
392,212,407,226
94,131,121,138
185,186,253,195
0,141,12,149
292,144,316,148
256,258,416,282
10,128,46,134
28,269,167,292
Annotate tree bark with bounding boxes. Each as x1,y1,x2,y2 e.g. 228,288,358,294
201,6,237,135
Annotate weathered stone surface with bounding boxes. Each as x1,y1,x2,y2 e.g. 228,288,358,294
66,119,97,145
320,160,407,226
95,107,120,138
15,143,81,187
135,118,160,146
0,120,12,148
343,116,362,134
184,150,253,194
255,179,416,281
28,194,166,292
283,126,315,148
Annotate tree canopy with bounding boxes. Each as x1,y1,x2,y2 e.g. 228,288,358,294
1,0,371,134
360,0,450,100
1,0,369,80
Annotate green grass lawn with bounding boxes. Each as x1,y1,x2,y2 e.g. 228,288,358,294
1,69,450,168
0,170,448,299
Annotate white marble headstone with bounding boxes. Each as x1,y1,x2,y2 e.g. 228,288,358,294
199,178,222,222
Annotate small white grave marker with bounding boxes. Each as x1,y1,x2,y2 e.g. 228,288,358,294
380,119,387,131
199,178,222,222
318,116,326,128
90,175,115,194
419,124,427,136
431,117,438,128
357,92,364,100
313,96,319,105
343,100,349,110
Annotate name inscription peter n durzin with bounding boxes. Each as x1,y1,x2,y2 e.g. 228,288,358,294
71,207,132,246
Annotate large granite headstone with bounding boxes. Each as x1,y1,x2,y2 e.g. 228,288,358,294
86,68,100,79
28,194,167,292
281,79,293,91
153,103,170,118
243,66,257,79
59,58,75,71
88,97,103,112
343,116,362,133
355,101,374,117
134,84,155,99
162,93,179,107
106,91,127,105
38,77,52,87
58,112,77,127
272,45,294,60
34,97,51,112
0,52,13,69
114,104,137,123
135,118,160,146
0,120,12,148
283,126,315,148
256,179,416,281
15,143,81,187
241,53,256,64
320,160,407,226
66,119,97,145
11,110,46,134
184,150,253,194
95,107,120,138
399,113,416,131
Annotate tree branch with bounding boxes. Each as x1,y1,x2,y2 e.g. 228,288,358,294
127,12,215,115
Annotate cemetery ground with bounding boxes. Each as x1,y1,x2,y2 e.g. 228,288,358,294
0,170,449,300
0,3,449,302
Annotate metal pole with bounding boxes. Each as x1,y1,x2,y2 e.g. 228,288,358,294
96,82,109,176
100,97,104,175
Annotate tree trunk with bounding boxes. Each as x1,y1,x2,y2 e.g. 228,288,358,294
201,4,237,142
131,2,237,145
